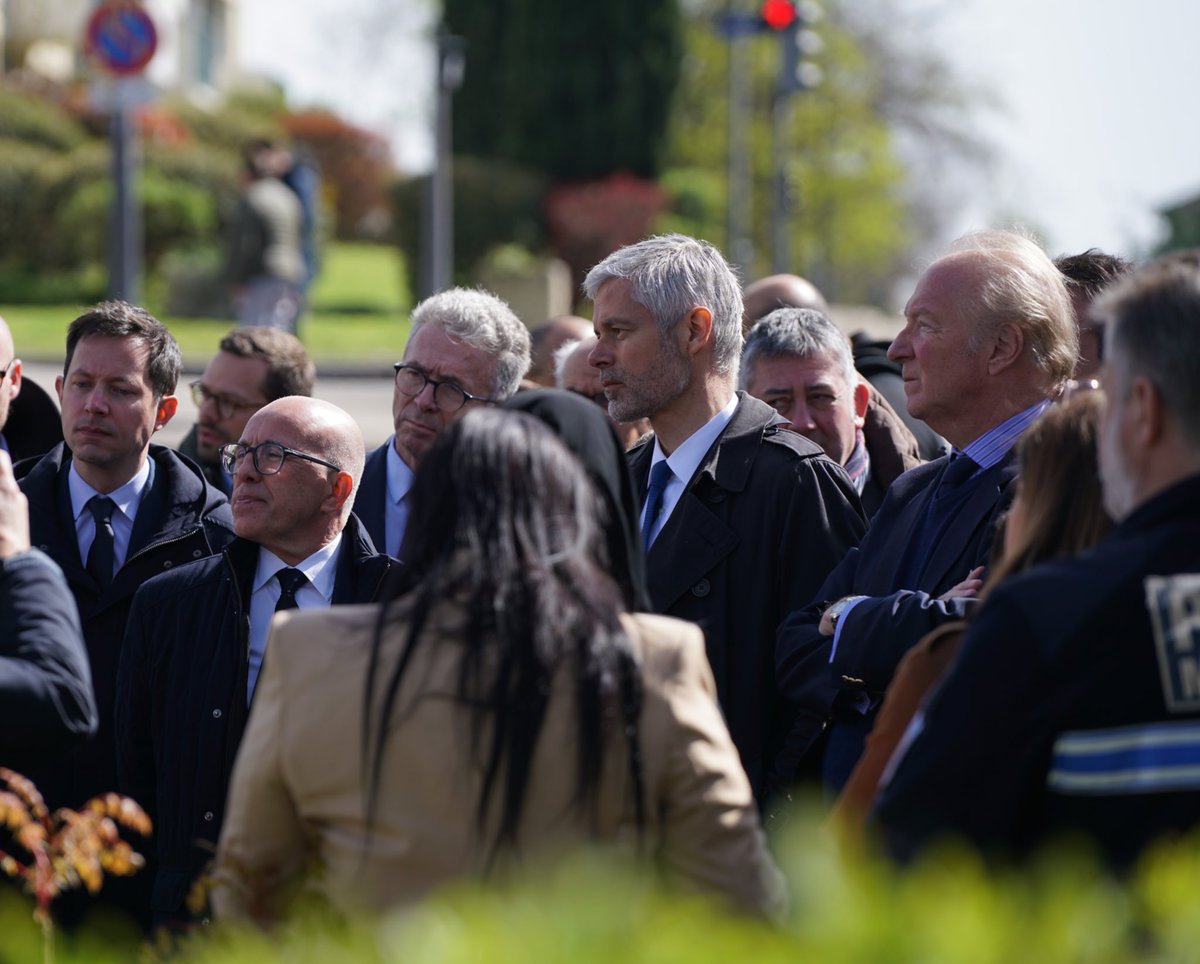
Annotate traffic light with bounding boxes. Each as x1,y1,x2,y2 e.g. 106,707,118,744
761,0,823,93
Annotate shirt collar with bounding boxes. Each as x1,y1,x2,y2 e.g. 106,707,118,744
960,399,1051,469
252,534,343,602
651,393,739,486
385,436,415,506
69,457,153,522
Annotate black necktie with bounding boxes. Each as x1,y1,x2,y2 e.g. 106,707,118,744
935,454,980,499
275,568,308,612
86,496,116,590
641,460,674,552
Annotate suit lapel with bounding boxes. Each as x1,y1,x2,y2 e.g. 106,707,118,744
918,458,1015,590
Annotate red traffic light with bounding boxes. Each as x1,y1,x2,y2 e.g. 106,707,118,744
760,0,798,30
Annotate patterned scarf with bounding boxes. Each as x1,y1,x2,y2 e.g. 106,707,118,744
842,427,870,494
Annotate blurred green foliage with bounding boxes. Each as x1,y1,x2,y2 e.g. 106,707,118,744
4,808,1200,962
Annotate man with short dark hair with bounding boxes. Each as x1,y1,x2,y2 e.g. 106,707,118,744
357,288,532,557
878,252,1200,868
1054,248,1133,379
15,301,235,814
117,395,400,924
586,234,866,802
777,230,1078,792
180,326,317,493
742,308,921,515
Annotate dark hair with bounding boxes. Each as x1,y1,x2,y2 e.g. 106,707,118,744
361,409,644,862
64,300,181,399
1054,249,1133,299
219,326,316,399
983,392,1112,592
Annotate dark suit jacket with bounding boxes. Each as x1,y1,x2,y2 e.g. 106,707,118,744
877,474,1200,870
357,440,390,555
15,443,236,809
630,392,866,801
116,514,403,922
776,452,1017,788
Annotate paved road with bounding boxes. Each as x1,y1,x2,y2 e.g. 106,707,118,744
21,361,397,451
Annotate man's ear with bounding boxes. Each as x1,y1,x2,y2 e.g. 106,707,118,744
55,373,64,404
7,360,21,401
1127,375,1164,450
154,395,178,432
327,471,355,512
683,306,714,357
852,380,870,425
986,320,1025,375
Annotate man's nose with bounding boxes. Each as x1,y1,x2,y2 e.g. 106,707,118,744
888,329,911,362
588,341,611,369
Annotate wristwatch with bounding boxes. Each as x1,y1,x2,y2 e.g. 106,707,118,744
824,595,867,633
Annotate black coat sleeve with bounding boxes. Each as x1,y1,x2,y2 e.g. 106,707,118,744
0,550,97,769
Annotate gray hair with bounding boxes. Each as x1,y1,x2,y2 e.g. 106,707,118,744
945,230,1078,394
409,288,532,399
740,308,856,392
582,234,744,378
1093,252,1200,451
552,335,590,388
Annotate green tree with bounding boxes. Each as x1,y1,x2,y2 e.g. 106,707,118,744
444,0,684,181
664,0,990,305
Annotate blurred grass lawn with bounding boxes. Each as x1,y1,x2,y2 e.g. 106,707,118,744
0,242,413,367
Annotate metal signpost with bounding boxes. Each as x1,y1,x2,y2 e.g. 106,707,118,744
84,1,158,303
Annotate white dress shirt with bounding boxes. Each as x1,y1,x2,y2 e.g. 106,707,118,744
246,535,342,702
641,393,739,548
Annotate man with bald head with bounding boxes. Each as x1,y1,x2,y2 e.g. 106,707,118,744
117,396,400,925
777,229,1078,791
742,273,830,332
0,315,22,454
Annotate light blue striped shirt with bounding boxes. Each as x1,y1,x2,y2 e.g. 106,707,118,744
959,399,1051,472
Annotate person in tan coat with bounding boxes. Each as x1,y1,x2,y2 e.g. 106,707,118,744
212,407,783,922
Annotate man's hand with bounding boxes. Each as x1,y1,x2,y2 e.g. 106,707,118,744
0,450,31,559
938,566,985,602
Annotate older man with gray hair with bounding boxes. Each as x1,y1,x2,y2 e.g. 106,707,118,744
357,288,532,558
742,308,920,515
586,233,866,803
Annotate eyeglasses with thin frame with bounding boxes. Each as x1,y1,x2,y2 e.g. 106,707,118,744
393,363,493,412
191,380,265,421
219,441,341,477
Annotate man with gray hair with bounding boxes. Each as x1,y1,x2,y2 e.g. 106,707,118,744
777,229,1078,793
878,251,1200,867
742,308,921,515
586,233,866,803
357,288,532,557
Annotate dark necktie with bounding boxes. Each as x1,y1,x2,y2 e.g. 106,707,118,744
86,496,116,590
641,460,674,552
935,454,980,499
275,568,308,612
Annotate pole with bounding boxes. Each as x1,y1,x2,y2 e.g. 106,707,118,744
108,82,141,302
726,31,753,274
770,90,792,275
423,30,465,299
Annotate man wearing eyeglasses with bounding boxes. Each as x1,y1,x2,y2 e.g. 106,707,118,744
179,327,316,494
116,394,401,926
357,288,532,558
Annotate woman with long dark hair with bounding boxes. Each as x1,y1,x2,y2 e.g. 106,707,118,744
212,408,781,920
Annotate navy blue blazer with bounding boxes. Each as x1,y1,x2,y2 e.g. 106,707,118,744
776,451,1017,785
356,439,390,555
877,474,1200,869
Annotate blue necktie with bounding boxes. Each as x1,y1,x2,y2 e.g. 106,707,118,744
275,568,308,612
935,454,980,500
641,460,674,552
86,496,116,590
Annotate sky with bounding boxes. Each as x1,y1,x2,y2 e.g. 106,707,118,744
237,0,1200,262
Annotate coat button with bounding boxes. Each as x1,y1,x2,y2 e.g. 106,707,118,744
193,549,203,558
162,560,173,569
691,578,711,598
203,811,214,822
212,708,222,719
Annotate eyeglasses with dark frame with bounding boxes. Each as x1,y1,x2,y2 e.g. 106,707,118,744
0,358,15,381
219,441,342,477
392,363,494,412
191,381,266,421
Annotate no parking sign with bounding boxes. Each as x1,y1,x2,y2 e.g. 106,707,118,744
85,1,158,76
